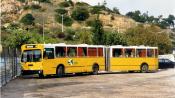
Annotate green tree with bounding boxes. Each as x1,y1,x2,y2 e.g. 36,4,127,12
3,29,33,48
125,25,172,54
59,1,70,7
20,13,35,25
71,7,89,21
126,10,147,23
113,7,120,14
55,8,68,15
104,32,127,45
166,15,175,28
75,29,92,44
92,17,104,45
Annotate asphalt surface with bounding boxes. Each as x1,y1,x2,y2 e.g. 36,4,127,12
1,68,175,98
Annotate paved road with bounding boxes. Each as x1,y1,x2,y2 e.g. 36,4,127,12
1,69,175,98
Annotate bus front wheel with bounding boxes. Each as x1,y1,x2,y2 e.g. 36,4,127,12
140,64,148,73
56,66,64,77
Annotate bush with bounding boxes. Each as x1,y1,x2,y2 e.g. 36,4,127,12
90,6,101,14
57,32,66,39
38,0,51,3
55,8,68,15
55,15,73,26
75,2,89,6
59,1,70,7
23,5,30,10
64,28,76,41
31,4,41,9
86,20,95,26
71,7,89,21
75,29,92,44
17,0,25,3
90,5,106,14
20,13,35,25
111,15,115,20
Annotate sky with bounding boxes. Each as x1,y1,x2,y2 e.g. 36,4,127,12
81,0,175,18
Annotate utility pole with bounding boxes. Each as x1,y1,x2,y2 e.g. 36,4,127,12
61,14,64,32
42,13,45,44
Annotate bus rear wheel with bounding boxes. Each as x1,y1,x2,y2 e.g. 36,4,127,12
140,64,148,73
92,65,99,75
56,66,64,77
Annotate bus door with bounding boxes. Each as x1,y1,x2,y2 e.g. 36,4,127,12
42,48,56,75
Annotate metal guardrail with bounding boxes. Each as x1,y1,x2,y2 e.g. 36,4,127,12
0,47,21,87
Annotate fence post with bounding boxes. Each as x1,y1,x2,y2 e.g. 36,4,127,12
4,47,7,85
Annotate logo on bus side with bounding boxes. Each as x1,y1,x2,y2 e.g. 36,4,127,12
68,59,74,65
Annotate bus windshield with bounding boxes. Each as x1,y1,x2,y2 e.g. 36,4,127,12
21,50,42,62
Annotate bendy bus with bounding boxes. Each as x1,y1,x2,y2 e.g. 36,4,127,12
21,43,158,77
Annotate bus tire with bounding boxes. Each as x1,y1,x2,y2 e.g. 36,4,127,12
92,64,99,75
56,65,64,77
38,73,44,78
140,64,148,73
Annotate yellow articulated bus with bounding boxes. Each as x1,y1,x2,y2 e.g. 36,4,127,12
107,45,158,73
21,43,105,77
21,44,158,78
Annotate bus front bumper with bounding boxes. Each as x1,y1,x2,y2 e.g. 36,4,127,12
21,70,43,75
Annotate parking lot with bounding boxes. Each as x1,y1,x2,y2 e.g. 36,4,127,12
1,68,175,98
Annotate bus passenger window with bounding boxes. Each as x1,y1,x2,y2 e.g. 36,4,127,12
98,48,103,57
44,48,54,59
88,48,97,57
56,47,66,57
78,47,87,57
67,47,77,57
136,49,146,57
147,49,154,57
125,49,135,57
113,48,123,57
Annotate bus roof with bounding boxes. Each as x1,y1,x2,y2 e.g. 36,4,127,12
110,45,158,49
44,43,105,48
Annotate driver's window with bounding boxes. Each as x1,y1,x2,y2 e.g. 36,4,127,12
44,48,54,59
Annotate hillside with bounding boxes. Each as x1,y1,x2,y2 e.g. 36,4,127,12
1,0,137,32
1,0,175,54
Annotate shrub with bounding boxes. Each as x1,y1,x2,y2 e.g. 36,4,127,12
90,6,101,14
86,20,95,26
17,0,25,3
38,0,51,3
64,28,76,41
55,15,73,26
75,2,89,6
23,5,30,10
20,13,35,25
31,4,41,9
71,7,89,21
111,15,115,20
59,1,70,7
57,33,66,38
90,5,106,14
55,8,68,15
